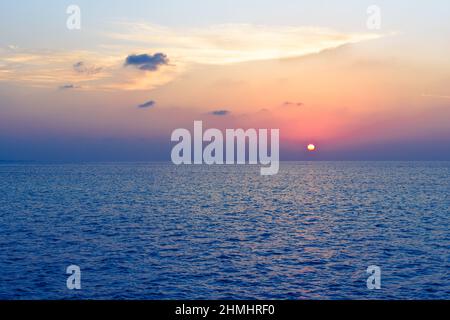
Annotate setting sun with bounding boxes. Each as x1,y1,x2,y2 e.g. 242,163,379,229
307,144,316,151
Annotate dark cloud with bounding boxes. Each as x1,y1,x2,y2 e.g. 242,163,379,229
210,110,230,116
124,53,169,71
59,84,78,90
73,61,102,75
137,100,156,109
283,101,304,107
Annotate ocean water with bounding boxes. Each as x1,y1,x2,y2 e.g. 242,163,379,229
0,162,449,300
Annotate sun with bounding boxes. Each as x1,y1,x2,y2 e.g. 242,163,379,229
307,144,316,151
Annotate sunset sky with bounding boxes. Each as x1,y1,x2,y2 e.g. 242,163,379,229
1,0,449,161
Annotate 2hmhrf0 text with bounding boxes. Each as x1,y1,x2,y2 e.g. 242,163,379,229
171,121,280,176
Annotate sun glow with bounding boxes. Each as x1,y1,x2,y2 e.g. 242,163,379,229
307,144,316,151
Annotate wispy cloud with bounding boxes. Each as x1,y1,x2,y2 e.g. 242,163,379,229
422,93,450,100
108,23,384,64
73,61,103,75
0,48,115,88
0,23,384,91
0,47,176,91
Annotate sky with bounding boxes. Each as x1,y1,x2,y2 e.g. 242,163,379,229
0,0,449,161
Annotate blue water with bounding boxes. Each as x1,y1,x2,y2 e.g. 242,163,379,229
0,162,449,300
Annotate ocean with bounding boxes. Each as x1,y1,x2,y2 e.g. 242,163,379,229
0,162,449,299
